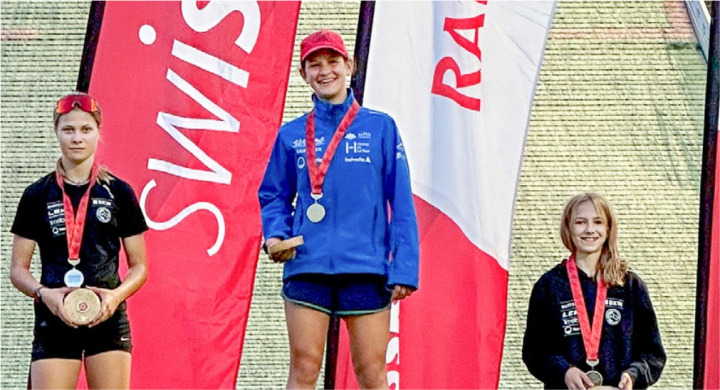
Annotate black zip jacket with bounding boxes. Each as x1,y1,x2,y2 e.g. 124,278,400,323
522,260,666,389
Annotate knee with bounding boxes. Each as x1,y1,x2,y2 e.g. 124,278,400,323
289,350,323,386
353,358,387,389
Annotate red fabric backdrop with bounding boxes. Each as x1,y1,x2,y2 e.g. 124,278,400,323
86,2,300,387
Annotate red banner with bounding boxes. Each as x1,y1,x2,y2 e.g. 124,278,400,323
86,2,300,387
336,199,510,389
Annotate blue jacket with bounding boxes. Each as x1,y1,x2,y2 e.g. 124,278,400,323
259,90,420,289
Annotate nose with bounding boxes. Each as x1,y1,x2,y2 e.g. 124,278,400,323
584,222,596,234
71,130,83,143
318,62,331,75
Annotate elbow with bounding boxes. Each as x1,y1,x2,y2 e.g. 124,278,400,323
9,265,22,290
137,263,148,288
129,262,148,290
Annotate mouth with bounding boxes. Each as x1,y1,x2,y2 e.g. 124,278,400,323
317,77,336,85
580,236,599,243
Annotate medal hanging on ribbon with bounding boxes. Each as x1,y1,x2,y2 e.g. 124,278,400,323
55,163,99,288
566,255,608,387
304,99,360,223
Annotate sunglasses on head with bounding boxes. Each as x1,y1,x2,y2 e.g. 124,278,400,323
55,94,99,115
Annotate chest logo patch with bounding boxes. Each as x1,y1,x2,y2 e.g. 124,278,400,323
47,201,66,237
96,207,112,223
605,308,622,325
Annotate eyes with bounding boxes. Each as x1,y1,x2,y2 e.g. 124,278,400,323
60,125,96,134
307,58,342,69
573,218,604,226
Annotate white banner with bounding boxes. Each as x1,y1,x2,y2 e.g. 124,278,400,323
364,1,555,270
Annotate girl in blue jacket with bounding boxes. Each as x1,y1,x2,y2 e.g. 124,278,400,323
259,30,420,389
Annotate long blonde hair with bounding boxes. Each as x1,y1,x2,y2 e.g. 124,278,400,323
560,193,628,286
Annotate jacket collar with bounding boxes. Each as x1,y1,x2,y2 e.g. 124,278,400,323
312,88,355,124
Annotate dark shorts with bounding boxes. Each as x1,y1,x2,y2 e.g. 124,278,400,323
31,302,132,361
282,273,392,317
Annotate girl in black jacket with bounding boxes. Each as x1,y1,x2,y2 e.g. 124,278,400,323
523,193,665,389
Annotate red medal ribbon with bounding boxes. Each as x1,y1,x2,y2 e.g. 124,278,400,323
305,99,360,195
566,255,607,363
55,163,99,261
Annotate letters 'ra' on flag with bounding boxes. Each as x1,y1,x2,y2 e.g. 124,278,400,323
84,2,300,388
336,2,555,388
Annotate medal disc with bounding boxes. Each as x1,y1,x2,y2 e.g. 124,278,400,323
586,370,603,387
306,203,326,223
64,268,84,287
64,288,101,326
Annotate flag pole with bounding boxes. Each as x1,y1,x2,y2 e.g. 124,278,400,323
323,2,376,388
694,2,719,389
350,0,376,105
76,1,105,93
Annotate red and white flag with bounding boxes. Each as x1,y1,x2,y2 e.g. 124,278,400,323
86,2,300,387
337,2,555,388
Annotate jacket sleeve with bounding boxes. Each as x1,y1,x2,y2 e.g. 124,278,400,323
382,118,420,289
258,131,297,241
624,275,666,388
523,277,573,386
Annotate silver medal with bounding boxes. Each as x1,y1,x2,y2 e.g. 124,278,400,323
64,268,84,287
306,193,326,223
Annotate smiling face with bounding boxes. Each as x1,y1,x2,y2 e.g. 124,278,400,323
569,200,608,257
55,107,100,165
299,49,352,104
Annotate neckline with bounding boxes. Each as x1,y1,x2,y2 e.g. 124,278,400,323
312,88,355,119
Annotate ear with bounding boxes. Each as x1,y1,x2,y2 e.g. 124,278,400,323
299,67,308,83
345,57,354,76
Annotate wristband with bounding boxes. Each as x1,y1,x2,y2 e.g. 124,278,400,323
32,285,45,303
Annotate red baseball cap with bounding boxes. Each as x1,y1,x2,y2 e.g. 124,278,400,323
300,30,349,63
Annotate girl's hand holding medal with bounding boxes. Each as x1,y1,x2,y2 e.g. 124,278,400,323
41,286,77,327
265,236,304,263
85,286,122,328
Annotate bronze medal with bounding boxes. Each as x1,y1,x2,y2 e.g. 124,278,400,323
586,370,603,387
